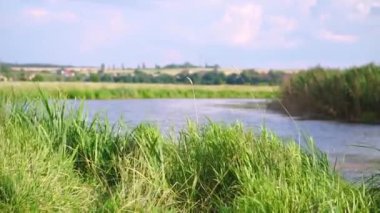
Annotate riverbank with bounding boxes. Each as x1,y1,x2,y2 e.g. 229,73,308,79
0,98,379,211
0,82,279,99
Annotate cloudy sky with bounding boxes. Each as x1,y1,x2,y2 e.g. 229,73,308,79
0,0,379,68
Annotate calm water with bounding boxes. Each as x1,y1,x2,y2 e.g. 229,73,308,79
72,99,380,180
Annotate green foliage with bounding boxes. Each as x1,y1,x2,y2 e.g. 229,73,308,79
0,64,12,78
89,73,100,82
0,97,379,211
281,63,380,122
100,74,114,82
110,69,286,85
32,74,45,82
163,62,199,69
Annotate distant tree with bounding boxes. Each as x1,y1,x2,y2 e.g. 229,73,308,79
32,74,45,82
267,70,286,84
175,70,190,83
89,73,100,82
114,74,133,83
226,73,241,84
73,73,86,82
133,70,153,83
99,63,105,73
19,70,28,81
0,64,12,78
154,74,176,83
201,71,225,85
240,69,261,84
100,74,114,82
189,72,202,84
164,62,198,69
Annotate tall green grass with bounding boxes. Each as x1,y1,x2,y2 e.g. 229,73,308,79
280,64,380,122
0,97,379,211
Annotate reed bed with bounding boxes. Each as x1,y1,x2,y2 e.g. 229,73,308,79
0,96,379,212
280,64,380,122
0,82,278,99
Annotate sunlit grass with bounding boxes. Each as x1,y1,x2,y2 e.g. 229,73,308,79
0,96,378,212
0,82,279,99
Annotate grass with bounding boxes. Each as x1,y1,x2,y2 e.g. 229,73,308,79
0,82,279,99
0,95,379,212
280,63,380,122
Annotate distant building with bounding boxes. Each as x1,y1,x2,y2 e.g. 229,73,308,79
57,68,76,77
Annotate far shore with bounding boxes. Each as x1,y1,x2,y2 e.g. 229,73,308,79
0,82,279,99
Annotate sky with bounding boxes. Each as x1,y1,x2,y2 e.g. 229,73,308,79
0,0,379,69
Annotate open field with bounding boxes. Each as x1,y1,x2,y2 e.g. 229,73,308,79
0,97,379,211
0,82,279,99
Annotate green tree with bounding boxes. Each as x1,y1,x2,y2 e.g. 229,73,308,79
32,74,45,82
89,73,100,82
0,64,12,78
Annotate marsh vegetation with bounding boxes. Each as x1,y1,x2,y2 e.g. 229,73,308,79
0,97,379,211
280,64,380,122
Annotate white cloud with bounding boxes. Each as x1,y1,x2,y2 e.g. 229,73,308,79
24,7,78,23
319,29,358,43
25,8,48,18
336,0,380,18
216,3,263,46
208,4,301,49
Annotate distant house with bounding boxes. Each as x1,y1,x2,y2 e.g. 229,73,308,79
57,68,76,77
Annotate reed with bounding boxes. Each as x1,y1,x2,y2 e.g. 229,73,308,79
0,96,379,211
280,64,380,122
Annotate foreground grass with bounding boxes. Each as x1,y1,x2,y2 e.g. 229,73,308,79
280,63,380,122
0,82,279,99
0,97,379,212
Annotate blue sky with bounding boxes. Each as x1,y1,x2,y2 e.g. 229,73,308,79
0,0,379,68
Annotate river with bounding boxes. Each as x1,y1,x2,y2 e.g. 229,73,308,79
71,99,380,180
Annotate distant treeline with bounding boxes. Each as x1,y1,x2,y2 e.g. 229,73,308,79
0,63,288,85
280,63,380,123
92,69,287,85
